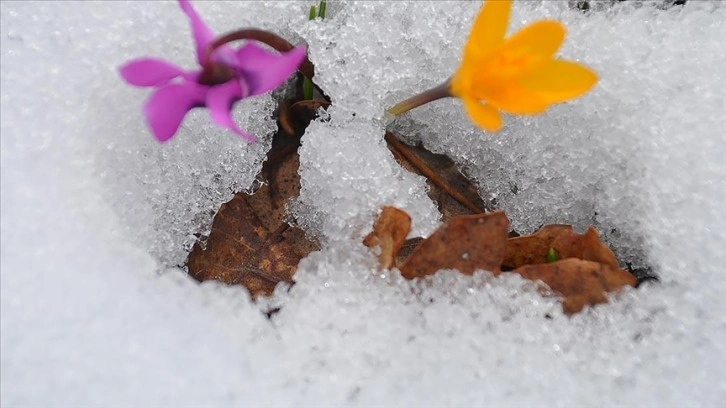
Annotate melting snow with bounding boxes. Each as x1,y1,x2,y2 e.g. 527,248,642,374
2,1,725,406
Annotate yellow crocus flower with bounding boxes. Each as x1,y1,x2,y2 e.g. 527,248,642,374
388,0,598,132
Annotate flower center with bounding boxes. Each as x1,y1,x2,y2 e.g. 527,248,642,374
197,63,236,86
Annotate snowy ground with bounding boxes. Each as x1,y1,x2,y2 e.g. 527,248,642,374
2,1,725,406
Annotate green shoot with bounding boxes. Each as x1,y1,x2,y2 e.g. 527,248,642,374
546,248,558,263
309,5,316,21
303,77,314,100
318,0,327,19
305,0,326,99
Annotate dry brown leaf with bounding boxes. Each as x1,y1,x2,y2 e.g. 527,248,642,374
362,206,637,315
385,132,490,223
399,211,509,279
363,206,412,269
557,226,619,269
186,194,310,297
511,258,636,315
395,237,425,267
503,225,619,270
185,135,318,298
561,293,609,316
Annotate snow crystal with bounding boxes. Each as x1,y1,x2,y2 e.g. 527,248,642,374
293,112,439,243
2,1,725,407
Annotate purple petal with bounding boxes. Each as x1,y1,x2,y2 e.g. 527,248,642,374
206,80,256,142
178,0,236,67
235,43,307,96
178,0,215,64
143,82,208,142
119,58,186,87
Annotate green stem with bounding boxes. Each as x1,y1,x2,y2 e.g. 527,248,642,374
386,81,452,116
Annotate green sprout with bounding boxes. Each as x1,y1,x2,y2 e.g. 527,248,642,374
308,0,326,21
304,0,326,100
302,76,314,100
318,0,327,19
546,248,558,263
308,5,317,20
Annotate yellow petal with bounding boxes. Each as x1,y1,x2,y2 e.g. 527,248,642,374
462,97,502,132
487,20,566,80
504,20,565,58
486,83,548,114
517,59,598,104
463,0,512,63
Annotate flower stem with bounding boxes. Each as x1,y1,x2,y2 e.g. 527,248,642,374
205,28,315,79
386,81,452,116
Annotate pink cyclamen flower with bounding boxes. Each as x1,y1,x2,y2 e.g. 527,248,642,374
119,0,307,142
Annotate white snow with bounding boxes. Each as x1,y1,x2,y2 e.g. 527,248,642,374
2,1,725,406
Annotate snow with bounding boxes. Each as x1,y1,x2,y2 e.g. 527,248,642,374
2,0,725,406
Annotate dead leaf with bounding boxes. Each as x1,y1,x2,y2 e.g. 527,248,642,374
186,50,327,299
186,194,309,297
399,211,509,279
186,115,318,298
396,237,425,267
363,206,411,269
503,224,633,314
561,293,609,316
363,206,637,315
511,258,636,315
385,131,491,223
557,226,619,269
503,225,619,270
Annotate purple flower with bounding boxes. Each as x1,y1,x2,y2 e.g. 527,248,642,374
119,0,307,143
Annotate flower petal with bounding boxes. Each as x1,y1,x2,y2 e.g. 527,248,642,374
486,83,548,115
178,0,216,64
462,97,502,132
178,0,236,66
488,20,566,80
206,80,256,142
503,20,565,59
464,0,511,62
517,59,598,104
143,82,208,142
235,43,307,96
119,58,186,87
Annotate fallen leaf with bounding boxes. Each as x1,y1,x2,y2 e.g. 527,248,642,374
511,258,636,315
399,211,509,279
363,206,637,315
396,237,425,267
561,292,609,316
187,54,327,300
363,206,411,269
186,111,318,298
186,194,309,297
503,225,619,270
503,224,568,269
385,131,491,223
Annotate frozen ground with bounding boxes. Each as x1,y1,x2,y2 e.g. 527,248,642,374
2,1,725,406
